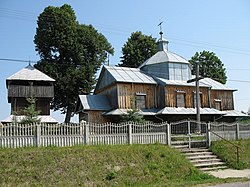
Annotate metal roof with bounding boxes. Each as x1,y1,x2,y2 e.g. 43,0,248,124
7,65,55,82
78,95,112,111
104,108,158,116
139,50,189,69
104,107,227,116
1,115,58,123
155,77,210,87
155,77,236,91
157,107,226,115
223,110,249,117
104,66,157,84
200,78,236,91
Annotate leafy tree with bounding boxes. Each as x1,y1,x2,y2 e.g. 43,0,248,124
120,97,146,124
34,4,114,123
119,31,157,68
21,97,41,124
189,50,227,84
120,109,146,124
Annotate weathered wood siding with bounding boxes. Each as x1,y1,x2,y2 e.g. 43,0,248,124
210,90,234,110
96,83,157,109
165,86,209,108
95,84,118,108
79,111,109,124
8,85,54,98
117,83,157,109
11,98,51,115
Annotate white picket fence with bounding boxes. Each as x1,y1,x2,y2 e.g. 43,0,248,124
209,122,250,140
0,121,249,148
0,122,169,148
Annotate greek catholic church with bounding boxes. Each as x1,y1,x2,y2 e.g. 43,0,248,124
76,32,246,123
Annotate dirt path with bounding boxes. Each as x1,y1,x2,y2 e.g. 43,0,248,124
207,181,250,187
206,169,250,179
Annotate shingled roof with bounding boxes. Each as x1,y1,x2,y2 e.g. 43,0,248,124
7,65,55,82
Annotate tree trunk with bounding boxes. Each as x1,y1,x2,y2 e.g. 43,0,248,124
64,105,73,123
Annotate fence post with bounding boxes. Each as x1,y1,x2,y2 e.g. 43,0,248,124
128,123,132,145
84,122,89,145
236,123,240,140
167,122,171,146
36,123,41,147
206,122,211,148
188,120,191,148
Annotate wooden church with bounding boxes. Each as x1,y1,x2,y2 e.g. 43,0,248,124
75,32,247,124
1,65,58,124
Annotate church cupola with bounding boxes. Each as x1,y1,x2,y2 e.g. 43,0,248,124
157,31,169,51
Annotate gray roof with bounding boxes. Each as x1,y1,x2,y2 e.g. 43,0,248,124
104,108,158,116
223,110,249,117
105,66,157,84
139,50,189,69
155,77,209,87
78,95,112,111
200,78,236,91
157,107,226,115
155,77,236,91
7,65,55,82
104,107,226,116
1,115,58,123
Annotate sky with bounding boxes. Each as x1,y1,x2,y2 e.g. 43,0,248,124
0,0,250,122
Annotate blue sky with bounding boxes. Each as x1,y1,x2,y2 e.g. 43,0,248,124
0,0,249,122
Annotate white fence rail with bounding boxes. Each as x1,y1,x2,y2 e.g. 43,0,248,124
210,122,250,141
0,122,169,148
0,121,250,148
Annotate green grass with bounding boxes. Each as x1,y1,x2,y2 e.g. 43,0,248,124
211,139,250,169
0,144,217,186
0,144,246,186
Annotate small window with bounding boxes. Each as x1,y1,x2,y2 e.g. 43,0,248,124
135,93,146,109
214,99,222,110
176,92,185,107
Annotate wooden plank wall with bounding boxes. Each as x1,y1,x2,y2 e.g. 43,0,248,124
117,83,157,109
10,98,51,115
165,86,209,108
79,111,110,124
8,85,54,98
95,84,118,108
210,90,234,110
95,81,234,112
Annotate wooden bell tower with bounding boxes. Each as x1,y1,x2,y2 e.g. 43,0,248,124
5,65,56,122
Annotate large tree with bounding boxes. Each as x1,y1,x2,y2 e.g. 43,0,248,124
34,4,114,123
189,50,227,84
119,31,157,68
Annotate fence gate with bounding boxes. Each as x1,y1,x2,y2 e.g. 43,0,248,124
170,120,208,149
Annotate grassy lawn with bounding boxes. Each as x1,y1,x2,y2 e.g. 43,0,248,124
211,139,250,169
0,144,247,186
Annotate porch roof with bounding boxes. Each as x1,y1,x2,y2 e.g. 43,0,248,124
157,107,226,115
77,95,112,111
104,108,158,116
223,110,249,117
1,115,58,123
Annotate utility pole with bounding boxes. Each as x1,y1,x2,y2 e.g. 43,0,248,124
187,61,203,133
195,62,201,132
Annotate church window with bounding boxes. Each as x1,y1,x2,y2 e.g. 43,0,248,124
135,92,146,109
176,91,185,107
